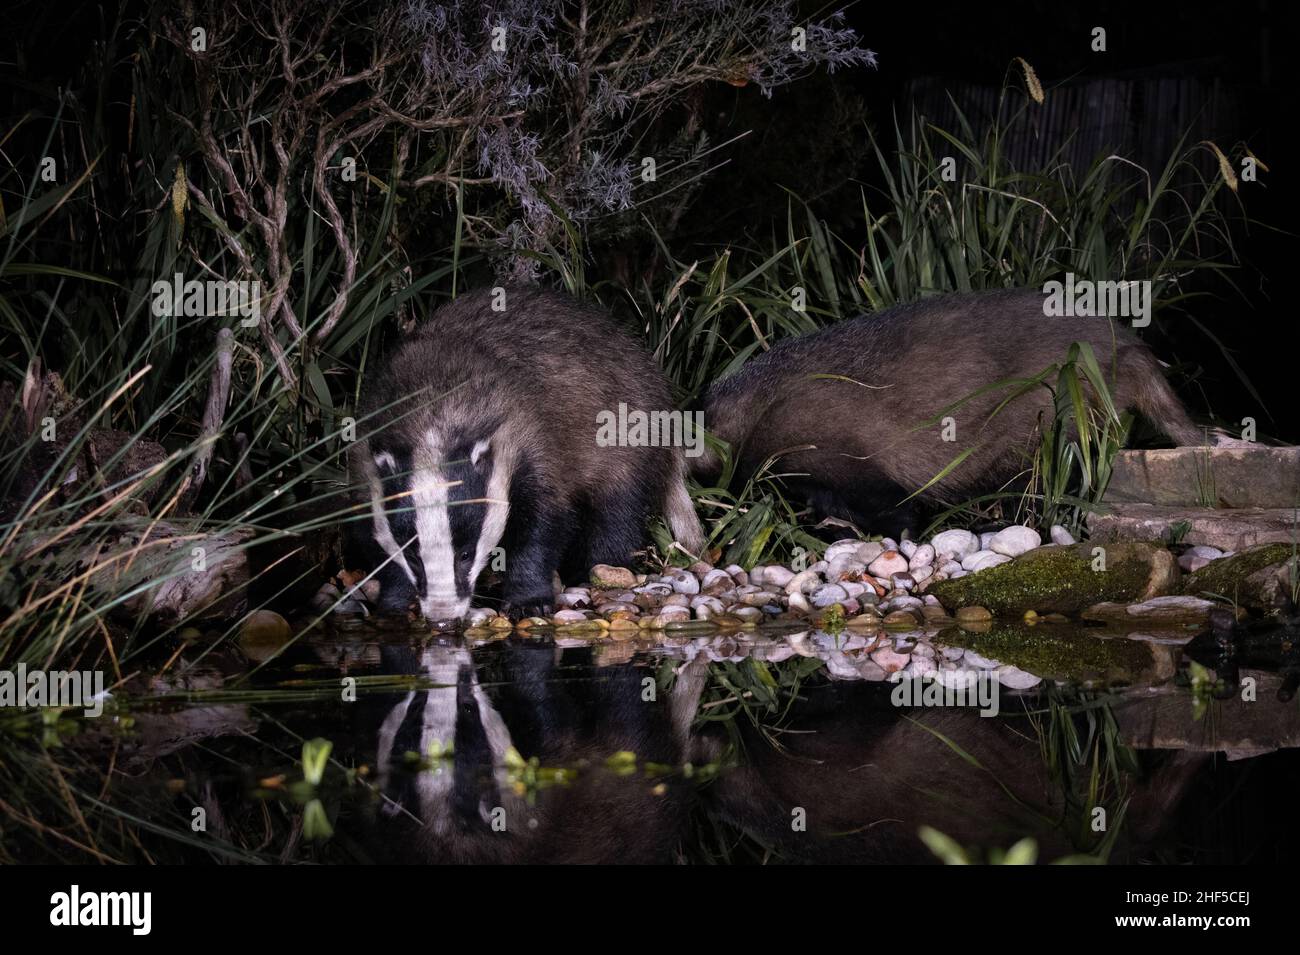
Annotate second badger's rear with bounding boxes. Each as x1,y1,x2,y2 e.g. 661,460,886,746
698,288,1200,537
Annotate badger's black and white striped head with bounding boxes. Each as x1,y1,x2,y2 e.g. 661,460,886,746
366,429,510,620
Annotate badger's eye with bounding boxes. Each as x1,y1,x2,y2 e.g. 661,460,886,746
457,549,472,564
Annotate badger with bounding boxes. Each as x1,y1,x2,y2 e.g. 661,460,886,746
696,288,1201,537
351,285,703,621
368,639,693,863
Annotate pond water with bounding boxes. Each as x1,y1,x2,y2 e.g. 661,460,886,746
11,617,1300,864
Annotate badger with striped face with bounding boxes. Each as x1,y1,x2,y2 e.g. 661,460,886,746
352,285,703,622
360,434,505,620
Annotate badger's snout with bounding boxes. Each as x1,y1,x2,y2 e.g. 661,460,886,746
418,592,471,623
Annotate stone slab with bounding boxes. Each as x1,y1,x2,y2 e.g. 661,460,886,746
1105,446,1300,509
1088,503,1300,552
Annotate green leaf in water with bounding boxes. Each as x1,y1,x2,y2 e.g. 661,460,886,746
302,798,333,841
301,737,332,787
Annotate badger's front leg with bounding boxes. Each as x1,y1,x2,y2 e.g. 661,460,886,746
498,494,576,621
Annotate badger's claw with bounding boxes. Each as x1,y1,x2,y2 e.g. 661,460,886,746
502,599,554,622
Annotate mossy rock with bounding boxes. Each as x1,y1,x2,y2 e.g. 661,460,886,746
1181,542,1298,612
928,542,1177,616
936,622,1156,685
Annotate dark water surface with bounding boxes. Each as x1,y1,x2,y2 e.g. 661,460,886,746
22,617,1300,864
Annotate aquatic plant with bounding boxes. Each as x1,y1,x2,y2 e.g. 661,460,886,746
918,828,1103,865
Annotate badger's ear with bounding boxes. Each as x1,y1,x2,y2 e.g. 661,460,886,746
470,438,492,472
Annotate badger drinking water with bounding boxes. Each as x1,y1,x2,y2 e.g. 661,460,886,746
351,285,703,621
696,288,1200,537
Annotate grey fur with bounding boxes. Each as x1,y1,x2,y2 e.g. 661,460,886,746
697,288,1200,531
351,284,703,619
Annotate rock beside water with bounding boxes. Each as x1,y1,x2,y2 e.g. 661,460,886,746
929,542,1178,616
1180,542,1299,612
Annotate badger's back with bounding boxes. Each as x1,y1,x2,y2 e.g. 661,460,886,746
360,285,675,501
703,289,1197,503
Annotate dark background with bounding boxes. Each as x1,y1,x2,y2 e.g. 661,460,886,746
4,0,1297,438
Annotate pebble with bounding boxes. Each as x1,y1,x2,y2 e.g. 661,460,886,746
857,660,888,681
989,525,1041,557
906,654,937,678
700,568,735,594
828,555,868,581
931,529,979,559
871,646,911,672
1179,545,1224,572
591,564,636,588
764,566,796,589
908,544,935,569
691,596,727,619
955,605,993,623
240,609,291,644
596,601,639,615
825,539,864,562
787,592,813,615
311,583,342,612
785,569,821,595
883,609,922,628
664,568,700,595
725,564,749,586
960,549,997,571
899,539,918,559
856,541,885,564
811,584,850,607
1049,524,1076,546
868,550,909,577
969,553,1012,572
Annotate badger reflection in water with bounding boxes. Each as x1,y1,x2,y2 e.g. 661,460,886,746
366,637,1202,864
369,639,695,863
